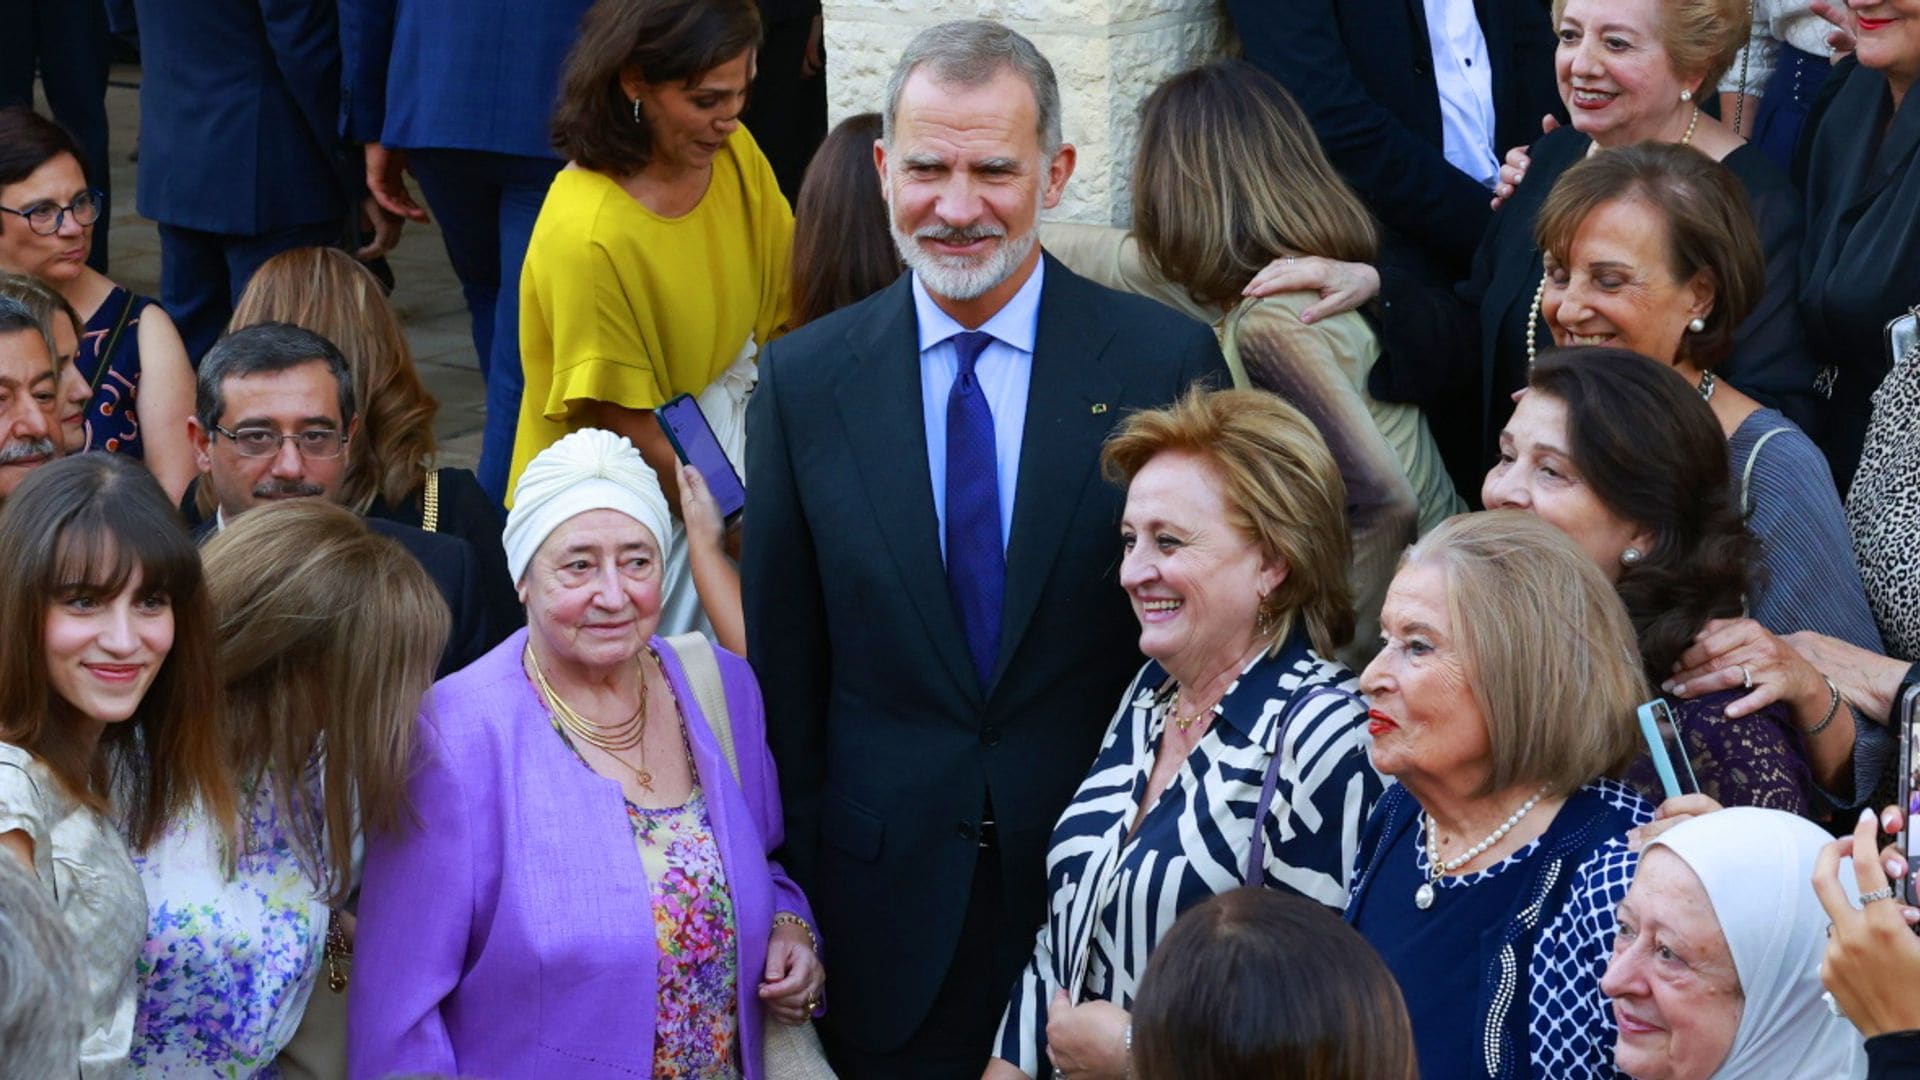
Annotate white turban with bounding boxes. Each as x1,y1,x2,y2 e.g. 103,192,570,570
504,428,673,585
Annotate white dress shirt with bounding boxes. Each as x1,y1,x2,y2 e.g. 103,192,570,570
914,258,1043,560
1422,0,1499,188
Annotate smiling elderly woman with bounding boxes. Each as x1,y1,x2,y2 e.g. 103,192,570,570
987,388,1383,1080
1604,807,1867,1079
349,429,823,1078
1347,511,1653,1080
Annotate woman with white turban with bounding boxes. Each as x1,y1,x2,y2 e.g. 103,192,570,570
1601,806,1867,1080
349,428,825,1078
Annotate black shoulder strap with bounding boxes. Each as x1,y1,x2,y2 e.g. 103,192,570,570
86,290,137,397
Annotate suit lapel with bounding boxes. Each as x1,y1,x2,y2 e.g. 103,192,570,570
993,256,1122,689
833,277,983,702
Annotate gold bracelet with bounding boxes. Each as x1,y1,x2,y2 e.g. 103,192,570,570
1803,675,1842,737
772,912,818,953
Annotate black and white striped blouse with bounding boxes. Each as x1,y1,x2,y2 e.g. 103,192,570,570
992,627,1385,1076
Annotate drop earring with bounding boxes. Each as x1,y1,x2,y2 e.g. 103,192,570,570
633,97,642,124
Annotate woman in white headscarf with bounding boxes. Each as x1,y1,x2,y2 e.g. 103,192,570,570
350,428,825,1078
1602,806,1866,1080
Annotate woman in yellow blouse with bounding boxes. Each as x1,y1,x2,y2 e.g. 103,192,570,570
514,0,791,633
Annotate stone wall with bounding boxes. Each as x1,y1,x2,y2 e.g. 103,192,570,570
823,0,1234,225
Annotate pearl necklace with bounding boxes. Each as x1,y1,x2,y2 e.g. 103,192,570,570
1414,787,1549,910
1525,108,1699,368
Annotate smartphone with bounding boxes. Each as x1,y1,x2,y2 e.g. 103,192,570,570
1636,699,1701,802
654,394,745,524
1901,705,1920,904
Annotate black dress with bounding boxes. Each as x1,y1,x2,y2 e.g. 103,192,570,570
1798,58,1920,494
1369,125,1825,500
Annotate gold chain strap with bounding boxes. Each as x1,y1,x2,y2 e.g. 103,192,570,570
421,469,441,533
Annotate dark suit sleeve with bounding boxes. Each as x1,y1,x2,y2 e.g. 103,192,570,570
258,0,346,172
1224,0,1493,265
741,340,830,888
337,0,396,143
1720,171,1825,438
1176,319,1230,394
440,469,525,645
437,538,492,679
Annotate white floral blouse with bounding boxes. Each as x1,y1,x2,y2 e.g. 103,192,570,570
130,771,330,1077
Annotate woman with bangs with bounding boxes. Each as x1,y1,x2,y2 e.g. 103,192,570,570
0,452,230,1077
1046,59,1462,667
129,500,449,1076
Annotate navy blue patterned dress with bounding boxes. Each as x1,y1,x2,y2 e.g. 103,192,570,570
994,625,1384,1076
75,286,159,458
1346,778,1652,1080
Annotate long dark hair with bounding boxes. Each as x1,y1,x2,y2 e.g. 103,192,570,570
1132,888,1417,1080
0,454,231,849
550,0,761,174
790,112,900,327
1526,347,1755,681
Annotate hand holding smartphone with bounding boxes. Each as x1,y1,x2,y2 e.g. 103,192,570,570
655,394,745,525
1636,699,1701,802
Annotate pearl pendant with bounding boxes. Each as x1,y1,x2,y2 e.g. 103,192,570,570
1414,882,1435,910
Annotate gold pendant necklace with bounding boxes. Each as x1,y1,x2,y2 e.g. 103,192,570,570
1168,688,1214,734
525,642,655,790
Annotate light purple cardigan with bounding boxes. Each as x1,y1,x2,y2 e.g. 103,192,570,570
348,629,816,1078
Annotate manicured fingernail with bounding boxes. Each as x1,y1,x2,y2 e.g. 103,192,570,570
1669,681,1687,696
1885,808,1902,832
1660,680,1677,694
1863,808,1879,825
1905,908,1920,924
1888,857,1906,880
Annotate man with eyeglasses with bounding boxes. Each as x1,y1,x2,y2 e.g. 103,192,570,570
188,323,514,676
0,295,59,500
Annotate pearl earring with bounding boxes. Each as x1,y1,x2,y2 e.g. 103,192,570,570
1680,89,1693,103
1621,547,1643,567
1688,317,1706,333
633,98,642,124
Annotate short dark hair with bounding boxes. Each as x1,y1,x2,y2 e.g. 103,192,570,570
0,295,40,339
550,0,761,174
1132,888,1417,1080
1527,347,1756,680
1533,142,1762,372
196,323,355,429
791,113,900,327
0,107,90,191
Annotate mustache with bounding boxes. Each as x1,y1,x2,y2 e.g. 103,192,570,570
913,223,1005,244
251,480,326,499
0,438,54,465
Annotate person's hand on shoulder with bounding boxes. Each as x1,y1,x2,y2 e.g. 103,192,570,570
1240,257,1380,324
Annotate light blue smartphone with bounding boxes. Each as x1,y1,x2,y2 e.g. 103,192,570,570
1636,699,1700,801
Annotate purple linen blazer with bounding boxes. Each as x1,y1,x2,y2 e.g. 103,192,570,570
348,629,814,1078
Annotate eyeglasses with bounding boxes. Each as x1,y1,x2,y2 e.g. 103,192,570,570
0,189,105,237
212,424,348,459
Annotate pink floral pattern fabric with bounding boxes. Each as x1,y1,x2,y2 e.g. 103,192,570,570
629,789,741,1078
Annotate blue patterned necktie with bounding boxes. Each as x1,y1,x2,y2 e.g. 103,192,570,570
945,330,1004,690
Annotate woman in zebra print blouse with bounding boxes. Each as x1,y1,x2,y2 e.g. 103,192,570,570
986,389,1386,1080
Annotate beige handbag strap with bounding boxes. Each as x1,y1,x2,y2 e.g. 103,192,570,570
665,631,738,783
1739,426,1791,517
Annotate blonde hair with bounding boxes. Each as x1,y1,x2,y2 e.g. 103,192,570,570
1552,0,1747,95
202,501,449,904
1131,60,1377,309
228,248,439,514
1102,388,1355,659
1402,512,1646,798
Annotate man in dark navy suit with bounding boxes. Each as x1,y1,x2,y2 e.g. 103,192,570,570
340,0,591,505
189,324,511,677
1226,0,1560,284
131,0,399,363
0,0,113,273
744,20,1226,1078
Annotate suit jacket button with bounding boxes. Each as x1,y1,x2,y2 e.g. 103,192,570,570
981,726,1001,748
957,821,978,843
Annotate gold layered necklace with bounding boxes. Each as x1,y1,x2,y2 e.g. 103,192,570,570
525,642,655,790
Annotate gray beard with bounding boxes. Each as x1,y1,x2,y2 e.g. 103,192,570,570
891,221,1037,303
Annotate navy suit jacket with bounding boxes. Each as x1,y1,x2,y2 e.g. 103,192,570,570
742,255,1228,1051
1227,0,1561,283
131,0,350,235
339,0,591,158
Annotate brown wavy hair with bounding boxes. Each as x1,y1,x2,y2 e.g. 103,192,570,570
791,113,900,327
202,501,448,904
229,248,439,514
1131,61,1377,309
0,454,232,850
1525,347,1756,682
550,0,761,175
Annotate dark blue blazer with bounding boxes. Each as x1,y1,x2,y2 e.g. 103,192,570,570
339,0,591,158
130,0,350,235
1226,0,1562,282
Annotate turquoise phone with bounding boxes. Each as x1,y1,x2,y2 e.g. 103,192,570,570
1636,699,1699,801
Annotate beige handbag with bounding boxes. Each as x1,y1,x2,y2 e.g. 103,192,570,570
664,633,838,1080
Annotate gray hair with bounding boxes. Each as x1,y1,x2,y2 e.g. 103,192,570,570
0,855,83,1079
882,19,1063,156
197,322,355,430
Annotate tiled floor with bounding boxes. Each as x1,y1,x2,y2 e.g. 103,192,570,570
94,64,488,470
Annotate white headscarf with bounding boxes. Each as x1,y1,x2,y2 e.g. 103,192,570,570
503,428,673,584
1647,808,1867,1080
